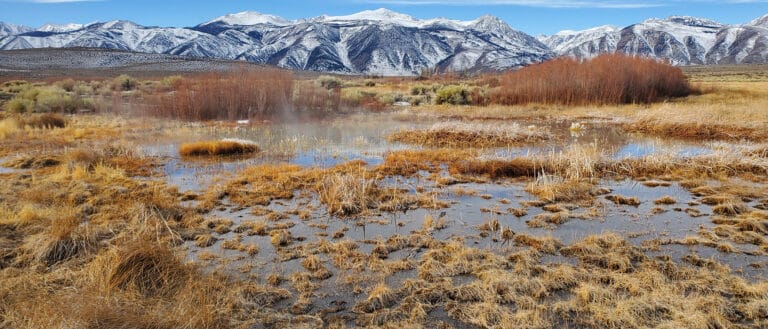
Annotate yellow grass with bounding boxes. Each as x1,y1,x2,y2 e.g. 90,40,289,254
179,139,259,157
388,121,550,148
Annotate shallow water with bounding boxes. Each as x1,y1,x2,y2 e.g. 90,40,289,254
142,114,722,193
152,112,765,317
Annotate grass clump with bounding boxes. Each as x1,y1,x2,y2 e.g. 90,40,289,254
388,121,549,148
606,194,641,206
107,242,192,297
179,139,259,157
19,113,67,129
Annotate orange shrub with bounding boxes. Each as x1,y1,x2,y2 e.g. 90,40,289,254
490,54,691,106
147,67,293,121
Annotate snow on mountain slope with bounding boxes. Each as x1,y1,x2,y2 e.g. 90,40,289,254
544,15,767,66
2,10,768,74
707,25,768,64
204,11,291,26
614,16,723,65
38,23,84,33
540,25,619,59
748,14,768,28
0,22,32,37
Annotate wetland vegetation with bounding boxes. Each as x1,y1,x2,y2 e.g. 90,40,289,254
0,55,767,328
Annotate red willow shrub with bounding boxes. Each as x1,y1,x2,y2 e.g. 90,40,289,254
490,54,691,106
147,67,293,121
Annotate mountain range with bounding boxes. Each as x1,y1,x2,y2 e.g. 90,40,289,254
1,9,767,75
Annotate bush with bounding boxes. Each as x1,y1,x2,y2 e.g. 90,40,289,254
114,75,137,91
35,88,77,113
58,79,76,92
491,54,691,106
410,85,430,96
293,80,340,113
317,75,343,90
158,75,183,92
4,98,34,113
73,83,93,96
435,85,472,105
1,80,29,93
148,68,293,121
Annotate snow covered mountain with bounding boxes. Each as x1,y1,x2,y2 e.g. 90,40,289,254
0,23,32,37
0,10,767,74
539,25,620,60
38,23,85,33
0,9,551,75
544,15,768,65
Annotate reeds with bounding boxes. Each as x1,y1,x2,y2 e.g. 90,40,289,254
146,67,293,121
491,54,691,105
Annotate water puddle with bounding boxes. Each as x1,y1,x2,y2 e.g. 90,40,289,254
139,111,765,313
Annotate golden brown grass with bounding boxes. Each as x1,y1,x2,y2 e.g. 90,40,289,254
375,149,477,177
387,121,550,148
654,195,677,205
179,139,259,157
3,72,768,328
0,151,296,328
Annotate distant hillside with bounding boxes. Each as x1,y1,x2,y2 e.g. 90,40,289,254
1,10,767,75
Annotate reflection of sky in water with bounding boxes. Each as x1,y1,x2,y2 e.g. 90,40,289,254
150,116,765,282
140,116,733,192
615,141,712,158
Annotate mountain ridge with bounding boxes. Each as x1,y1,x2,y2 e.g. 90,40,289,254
1,9,767,75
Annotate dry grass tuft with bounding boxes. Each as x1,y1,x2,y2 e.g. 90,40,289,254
514,234,563,254
526,174,595,203
606,194,641,206
711,201,749,216
654,195,677,205
388,121,549,148
179,139,259,157
317,172,379,217
19,113,68,129
107,241,192,297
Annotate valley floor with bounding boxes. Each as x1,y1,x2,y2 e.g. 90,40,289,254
0,70,767,328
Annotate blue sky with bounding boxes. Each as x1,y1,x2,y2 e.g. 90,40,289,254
1,0,766,35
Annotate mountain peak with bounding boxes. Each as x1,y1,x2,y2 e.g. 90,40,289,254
642,16,723,29
748,13,768,27
553,25,618,36
469,14,514,33
321,8,416,24
667,16,723,28
38,23,84,33
0,22,32,36
205,11,291,26
98,20,142,30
